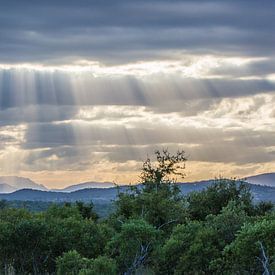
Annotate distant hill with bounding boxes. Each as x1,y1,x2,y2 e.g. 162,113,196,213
0,176,48,191
0,181,274,203
245,173,275,187
54,181,116,192
0,173,274,195
0,187,123,203
0,177,116,193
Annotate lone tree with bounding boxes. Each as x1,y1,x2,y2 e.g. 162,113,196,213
109,149,188,273
113,149,188,228
141,149,186,187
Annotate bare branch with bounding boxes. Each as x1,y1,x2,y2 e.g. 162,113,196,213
257,241,273,275
157,219,178,230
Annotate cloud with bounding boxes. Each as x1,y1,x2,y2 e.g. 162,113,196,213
0,105,78,126
0,69,275,112
0,1,275,64
1,1,275,185
21,117,275,164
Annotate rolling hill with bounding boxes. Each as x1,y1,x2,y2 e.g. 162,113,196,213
0,181,274,203
245,173,275,187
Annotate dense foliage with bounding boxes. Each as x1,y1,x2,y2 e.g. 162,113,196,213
0,150,274,274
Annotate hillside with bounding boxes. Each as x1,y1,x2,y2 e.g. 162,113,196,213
246,173,275,187
0,186,127,203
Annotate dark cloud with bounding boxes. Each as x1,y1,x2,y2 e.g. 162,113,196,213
0,1,275,63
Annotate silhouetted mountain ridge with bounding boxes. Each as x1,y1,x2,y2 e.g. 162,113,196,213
245,173,275,187
0,172,274,193
0,181,274,203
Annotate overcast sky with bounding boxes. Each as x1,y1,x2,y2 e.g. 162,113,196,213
0,0,275,187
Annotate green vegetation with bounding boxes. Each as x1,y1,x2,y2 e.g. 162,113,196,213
2,200,114,218
0,150,274,274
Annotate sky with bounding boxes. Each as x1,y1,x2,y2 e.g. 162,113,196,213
0,0,275,188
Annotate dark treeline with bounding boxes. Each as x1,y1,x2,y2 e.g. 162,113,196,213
2,200,114,218
0,150,274,274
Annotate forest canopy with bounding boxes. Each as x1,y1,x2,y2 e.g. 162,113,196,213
0,150,274,274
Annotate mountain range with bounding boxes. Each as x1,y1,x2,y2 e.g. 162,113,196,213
0,181,274,203
0,177,116,193
0,172,274,194
0,173,274,203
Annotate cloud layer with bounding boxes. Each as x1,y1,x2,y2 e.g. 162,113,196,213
0,1,274,187
1,1,275,63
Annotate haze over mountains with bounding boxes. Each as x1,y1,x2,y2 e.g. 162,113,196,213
0,173,274,204
0,173,274,194
53,182,116,192
0,177,116,193
0,181,274,204
0,176,47,193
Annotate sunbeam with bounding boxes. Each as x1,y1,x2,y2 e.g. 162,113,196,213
0,0,274,188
